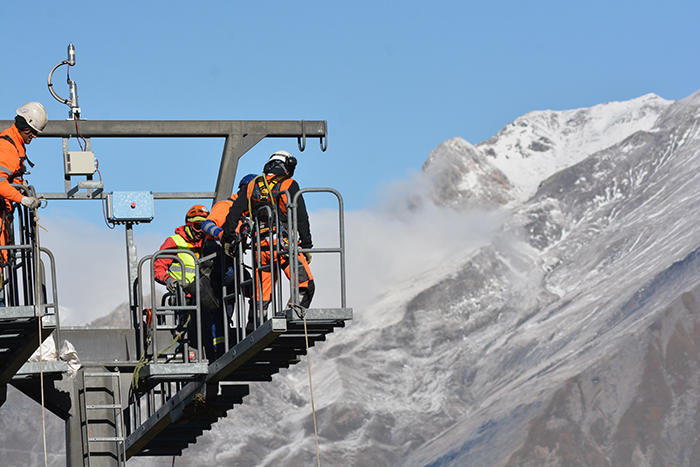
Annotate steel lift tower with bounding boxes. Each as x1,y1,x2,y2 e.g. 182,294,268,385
0,44,351,466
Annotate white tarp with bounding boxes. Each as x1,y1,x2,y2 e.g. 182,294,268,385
27,333,82,376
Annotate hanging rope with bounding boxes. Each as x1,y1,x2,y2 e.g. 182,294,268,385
38,316,48,467
291,303,321,467
30,203,49,467
131,313,191,389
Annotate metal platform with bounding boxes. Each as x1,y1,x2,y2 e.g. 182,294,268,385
125,308,350,458
0,306,56,404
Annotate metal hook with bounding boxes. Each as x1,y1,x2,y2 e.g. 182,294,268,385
297,120,306,152
320,120,328,152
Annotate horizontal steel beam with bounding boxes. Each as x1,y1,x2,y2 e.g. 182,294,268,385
0,118,328,202
0,120,327,139
37,191,217,201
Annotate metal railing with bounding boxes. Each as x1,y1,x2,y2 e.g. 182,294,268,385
0,184,60,351
215,187,348,355
135,249,205,364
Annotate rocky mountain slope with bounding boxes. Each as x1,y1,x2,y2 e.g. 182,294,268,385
127,90,700,467
118,90,700,467
206,90,700,467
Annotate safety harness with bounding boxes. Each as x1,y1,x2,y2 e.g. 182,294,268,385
247,174,289,229
0,134,34,180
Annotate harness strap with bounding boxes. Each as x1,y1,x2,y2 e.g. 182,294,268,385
248,174,288,222
0,135,34,176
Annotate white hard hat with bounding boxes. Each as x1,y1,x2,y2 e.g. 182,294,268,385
265,150,297,176
269,150,292,164
16,102,48,132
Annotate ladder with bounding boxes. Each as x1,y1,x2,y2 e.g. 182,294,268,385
81,369,127,466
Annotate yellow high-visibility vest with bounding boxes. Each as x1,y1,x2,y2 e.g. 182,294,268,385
167,234,199,284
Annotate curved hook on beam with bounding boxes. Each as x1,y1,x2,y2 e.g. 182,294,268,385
320,120,328,152
297,120,306,152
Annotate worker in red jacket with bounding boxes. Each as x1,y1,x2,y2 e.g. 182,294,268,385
0,102,47,265
154,205,209,289
154,205,217,360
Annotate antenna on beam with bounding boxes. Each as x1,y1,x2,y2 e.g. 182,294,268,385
48,43,81,119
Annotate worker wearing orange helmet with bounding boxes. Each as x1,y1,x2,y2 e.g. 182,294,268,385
222,150,315,312
154,205,219,360
154,205,209,290
0,102,47,264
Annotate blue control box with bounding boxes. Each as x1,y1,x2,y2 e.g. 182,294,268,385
107,191,154,223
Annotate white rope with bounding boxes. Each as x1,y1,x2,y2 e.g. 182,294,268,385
33,209,49,467
38,318,48,467
301,309,321,467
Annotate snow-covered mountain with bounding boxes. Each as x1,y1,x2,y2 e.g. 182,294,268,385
423,93,672,208
6,90,700,467
140,90,700,467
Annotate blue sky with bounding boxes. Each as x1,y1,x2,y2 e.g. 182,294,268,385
3,1,699,212
1,0,699,322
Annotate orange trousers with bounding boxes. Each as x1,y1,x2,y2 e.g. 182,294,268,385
0,204,12,265
255,239,314,309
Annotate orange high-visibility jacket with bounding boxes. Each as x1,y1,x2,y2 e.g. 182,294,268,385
221,169,312,248
0,124,28,204
208,196,236,228
201,194,236,241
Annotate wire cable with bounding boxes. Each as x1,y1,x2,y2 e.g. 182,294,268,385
297,305,321,467
95,160,115,229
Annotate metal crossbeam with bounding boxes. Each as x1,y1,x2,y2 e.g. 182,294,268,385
0,119,327,203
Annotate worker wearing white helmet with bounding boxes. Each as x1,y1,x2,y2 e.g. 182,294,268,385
222,150,315,313
0,102,48,263
0,102,46,206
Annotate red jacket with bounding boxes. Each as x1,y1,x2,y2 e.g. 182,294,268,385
0,124,28,204
154,225,203,284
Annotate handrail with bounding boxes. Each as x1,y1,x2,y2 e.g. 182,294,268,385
289,187,348,308
135,249,203,365
0,184,61,358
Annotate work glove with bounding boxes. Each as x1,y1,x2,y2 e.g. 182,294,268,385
165,276,178,294
20,196,41,209
304,252,312,264
223,243,235,257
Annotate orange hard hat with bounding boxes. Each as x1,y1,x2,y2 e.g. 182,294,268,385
185,205,209,224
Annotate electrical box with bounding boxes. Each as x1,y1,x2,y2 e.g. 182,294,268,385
107,191,154,224
64,151,96,175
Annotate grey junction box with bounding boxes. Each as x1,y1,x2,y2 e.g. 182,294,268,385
107,191,154,223
64,151,96,175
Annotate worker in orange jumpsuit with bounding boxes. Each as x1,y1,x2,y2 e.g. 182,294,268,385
221,151,314,315
202,174,257,243
0,102,47,267
202,174,256,353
